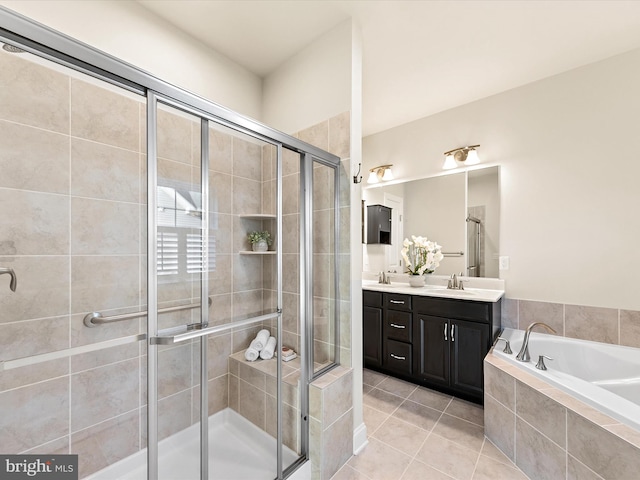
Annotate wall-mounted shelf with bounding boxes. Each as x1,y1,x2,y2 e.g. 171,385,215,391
239,214,276,220
239,251,276,255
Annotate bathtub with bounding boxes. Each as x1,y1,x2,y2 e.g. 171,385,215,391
495,328,640,432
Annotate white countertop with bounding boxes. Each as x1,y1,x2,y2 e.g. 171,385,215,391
362,279,504,303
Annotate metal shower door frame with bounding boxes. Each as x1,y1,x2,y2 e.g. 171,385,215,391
147,92,288,480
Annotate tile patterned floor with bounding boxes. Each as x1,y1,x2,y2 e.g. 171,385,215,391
331,369,530,480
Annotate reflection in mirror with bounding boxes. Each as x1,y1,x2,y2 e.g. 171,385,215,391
362,166,500,278
467,167,500,277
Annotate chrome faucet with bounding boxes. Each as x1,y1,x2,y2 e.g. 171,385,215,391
516,322,557,362
0,267,17,292
447,273,464,290
378,271,391,284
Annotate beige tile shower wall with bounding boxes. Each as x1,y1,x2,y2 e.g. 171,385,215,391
208,125,273,356
0,49,147,478
501,297,640,348
290,112,352,368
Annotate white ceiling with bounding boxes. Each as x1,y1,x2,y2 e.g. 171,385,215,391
137,0,640,136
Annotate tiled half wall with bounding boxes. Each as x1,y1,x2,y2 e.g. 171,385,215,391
501,298,640,348
484,352,640,480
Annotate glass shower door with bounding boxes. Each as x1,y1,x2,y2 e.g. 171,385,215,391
147,96,207,480
147,93,299,479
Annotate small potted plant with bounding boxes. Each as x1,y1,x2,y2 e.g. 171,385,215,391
248,231,272,252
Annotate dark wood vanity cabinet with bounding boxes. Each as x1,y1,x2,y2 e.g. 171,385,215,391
415,315,490,399
363,291,383,368
363,289,501,403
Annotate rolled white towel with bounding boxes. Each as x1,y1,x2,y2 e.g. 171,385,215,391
244,339,260,362
253,329,270,351
259,336,277,360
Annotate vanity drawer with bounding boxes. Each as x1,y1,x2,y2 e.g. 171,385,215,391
384,310,412,343
363,290,383,308
384,340,412,375
384,293,412,311
413,296,491,322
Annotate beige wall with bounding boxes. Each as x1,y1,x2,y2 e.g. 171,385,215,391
262,20,353,134
363,48,640,310
0,0,263,119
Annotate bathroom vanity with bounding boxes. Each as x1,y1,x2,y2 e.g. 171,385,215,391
363,282,502,403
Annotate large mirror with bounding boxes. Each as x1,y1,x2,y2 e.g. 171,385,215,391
362,166,499,278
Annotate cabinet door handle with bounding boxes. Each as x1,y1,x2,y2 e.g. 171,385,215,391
444,323,448,341
389,300,405,305
390,323,405,329
451,324,455,342
390,353,406,361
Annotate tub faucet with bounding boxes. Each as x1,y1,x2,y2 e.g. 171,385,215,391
516,322,557,362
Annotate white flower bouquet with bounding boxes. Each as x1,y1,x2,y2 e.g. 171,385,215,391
401,235,444,275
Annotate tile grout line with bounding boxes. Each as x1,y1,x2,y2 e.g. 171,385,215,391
470,437,486,479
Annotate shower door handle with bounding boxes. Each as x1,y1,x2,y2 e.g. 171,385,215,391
0,268,17,292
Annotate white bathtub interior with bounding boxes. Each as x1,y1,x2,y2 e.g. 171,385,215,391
496,328,640,431
86,408,300,480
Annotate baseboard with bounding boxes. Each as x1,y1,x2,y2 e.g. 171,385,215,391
352,422,368,455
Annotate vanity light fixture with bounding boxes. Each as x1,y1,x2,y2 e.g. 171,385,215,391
367,164,394,184
442,145,481,170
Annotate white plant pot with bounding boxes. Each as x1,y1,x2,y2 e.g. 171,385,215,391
408,275,425,287
252,240,268,252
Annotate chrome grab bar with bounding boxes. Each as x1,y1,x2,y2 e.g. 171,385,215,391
442,251,464,257
84,297,213,327
0,267,17,292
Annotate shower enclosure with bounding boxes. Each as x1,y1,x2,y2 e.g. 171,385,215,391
0,8,343,480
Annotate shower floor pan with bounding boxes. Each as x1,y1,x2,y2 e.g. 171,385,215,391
87,408,302,480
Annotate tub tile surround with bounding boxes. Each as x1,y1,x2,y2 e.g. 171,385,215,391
332,369,529,480
501,298,640,348
484,352,640,480
0,45,352,479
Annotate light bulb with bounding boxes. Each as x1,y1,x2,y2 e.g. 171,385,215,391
381,168,394,181
442,154,457,170
367,170,379,184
